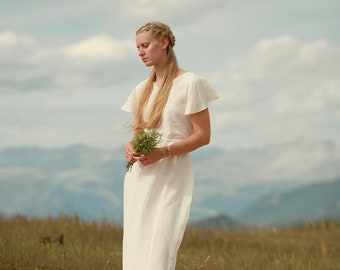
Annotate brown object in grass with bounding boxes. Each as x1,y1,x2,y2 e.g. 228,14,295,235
40,233,64,245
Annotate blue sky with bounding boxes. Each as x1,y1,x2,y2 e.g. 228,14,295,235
1,0,339,150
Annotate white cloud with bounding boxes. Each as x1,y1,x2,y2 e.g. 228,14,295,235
0,31,37,52
235,36,339,80
62,34,134,63
0,31,138,91
209,36,340,149
0,82,132,149
0,32,54,90
0,31,138,148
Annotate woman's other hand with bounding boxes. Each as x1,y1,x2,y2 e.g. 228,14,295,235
124,142,140,164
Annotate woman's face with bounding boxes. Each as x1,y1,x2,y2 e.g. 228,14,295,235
136,32,165,67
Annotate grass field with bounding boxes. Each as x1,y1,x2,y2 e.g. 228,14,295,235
0,215,339,269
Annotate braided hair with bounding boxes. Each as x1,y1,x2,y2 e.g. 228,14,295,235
132,22,179,131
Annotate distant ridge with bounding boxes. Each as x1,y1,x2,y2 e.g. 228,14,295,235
1,140,339,226
236,178,340,227
190,214,238,229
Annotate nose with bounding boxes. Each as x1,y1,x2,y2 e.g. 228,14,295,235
138,48,144,57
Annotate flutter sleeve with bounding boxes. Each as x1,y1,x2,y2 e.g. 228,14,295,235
185,75,219,115
121,81,145,113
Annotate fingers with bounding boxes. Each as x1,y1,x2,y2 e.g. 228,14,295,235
136,154,151,166
127,154,140,163
125,150,152,166
125,149,138,162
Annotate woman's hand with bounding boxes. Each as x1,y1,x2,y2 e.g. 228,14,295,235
135,147,168,166
124,142,140,164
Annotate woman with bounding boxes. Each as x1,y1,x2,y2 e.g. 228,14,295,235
122,22,218,270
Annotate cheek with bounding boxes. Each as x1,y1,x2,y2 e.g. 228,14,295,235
148,43,162,56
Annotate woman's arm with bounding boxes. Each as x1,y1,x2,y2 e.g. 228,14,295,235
169,108,211,156
138,108,211,166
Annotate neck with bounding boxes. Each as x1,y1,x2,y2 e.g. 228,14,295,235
155,71,164,81
154,66,167,83
153,53,169,82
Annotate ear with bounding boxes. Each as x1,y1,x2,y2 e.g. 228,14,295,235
161,36,170,49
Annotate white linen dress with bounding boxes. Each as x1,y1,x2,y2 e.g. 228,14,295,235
121,72,218,270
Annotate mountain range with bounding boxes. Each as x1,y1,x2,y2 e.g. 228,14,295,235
236,178,340,227
0,138,339,227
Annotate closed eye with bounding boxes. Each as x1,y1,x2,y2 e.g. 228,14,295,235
137,43,149,51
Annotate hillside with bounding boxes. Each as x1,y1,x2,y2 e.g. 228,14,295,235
1,139,340,226
236,178,340,227
0,145,125,221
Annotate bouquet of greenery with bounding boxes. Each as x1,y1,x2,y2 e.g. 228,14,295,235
126,129,162,172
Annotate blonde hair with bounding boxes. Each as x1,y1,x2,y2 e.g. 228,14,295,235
132,22,179,130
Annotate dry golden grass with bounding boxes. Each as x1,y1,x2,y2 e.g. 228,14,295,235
178,221,340,270
0,215,122,270
0,215,339,269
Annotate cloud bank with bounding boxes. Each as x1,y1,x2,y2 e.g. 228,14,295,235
0,1,339,150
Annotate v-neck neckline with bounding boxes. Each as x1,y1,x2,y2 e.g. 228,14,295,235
153,71,190,89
